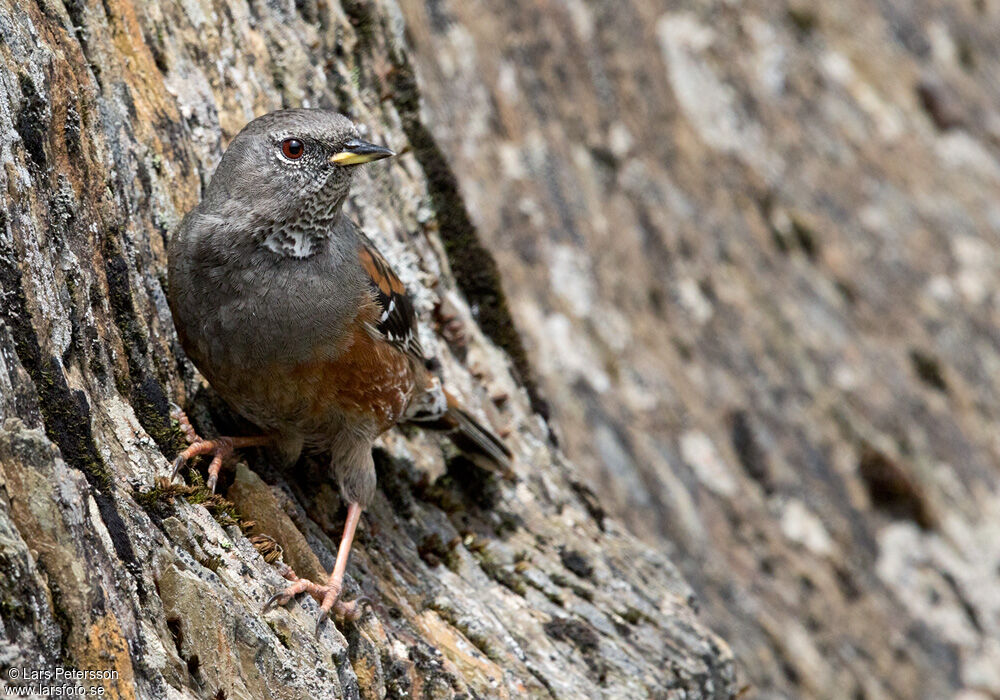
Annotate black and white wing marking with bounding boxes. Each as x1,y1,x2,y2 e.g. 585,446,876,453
357,242,426,361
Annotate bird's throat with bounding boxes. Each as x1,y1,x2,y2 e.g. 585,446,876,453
261,225,326,258
258,196,345,259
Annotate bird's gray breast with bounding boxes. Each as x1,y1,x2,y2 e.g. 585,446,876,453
169,213,367,381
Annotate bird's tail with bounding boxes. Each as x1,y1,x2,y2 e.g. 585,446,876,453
408,390,514,479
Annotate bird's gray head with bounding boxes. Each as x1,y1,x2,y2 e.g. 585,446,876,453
201,109,394,232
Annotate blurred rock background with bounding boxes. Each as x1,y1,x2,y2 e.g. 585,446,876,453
1,0,999,698
0,0,733,698
401,0,1000,698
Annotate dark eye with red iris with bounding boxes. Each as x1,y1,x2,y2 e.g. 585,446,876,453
281,138,304,159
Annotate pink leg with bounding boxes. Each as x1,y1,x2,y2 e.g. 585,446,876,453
262,503,366,633
318,502,362,614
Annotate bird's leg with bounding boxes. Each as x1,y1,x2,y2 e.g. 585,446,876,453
319,501,363,620
170,407,269,492
262,502,365,633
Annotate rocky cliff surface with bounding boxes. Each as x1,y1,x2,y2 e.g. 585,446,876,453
3,0,1000,699
0,1,733,699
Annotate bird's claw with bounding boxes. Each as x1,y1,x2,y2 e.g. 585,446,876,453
170,455,186,481
263,578,364,635
262,591,291,613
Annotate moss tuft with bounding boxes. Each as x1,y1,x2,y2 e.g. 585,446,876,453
786,7,818,34
266,620,291,649
418,532,462,571
476,554,527,596
619,606,650,626
135,477,252,530
523,576,565,607
341,0,377,49
550,572,594,602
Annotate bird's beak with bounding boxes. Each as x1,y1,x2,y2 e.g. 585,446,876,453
330,138,396,166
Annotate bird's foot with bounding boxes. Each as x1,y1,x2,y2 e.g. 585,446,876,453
171,436,233,493
170,407,269,492
262,568,365,634
262,502,366,635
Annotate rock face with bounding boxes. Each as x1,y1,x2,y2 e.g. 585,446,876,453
400,1,1000,698
0,1,733,699
3,0,1000,698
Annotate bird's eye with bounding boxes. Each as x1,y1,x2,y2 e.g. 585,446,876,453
281,138,304,160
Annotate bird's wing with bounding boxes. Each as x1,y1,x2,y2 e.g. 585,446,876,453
356,241,426,362
355,237,512,474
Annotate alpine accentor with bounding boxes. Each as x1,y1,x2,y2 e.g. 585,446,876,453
167,109,511,626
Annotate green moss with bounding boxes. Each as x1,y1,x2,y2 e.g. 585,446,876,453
857,443,936,529
418,532,462,572
135,477,249,530
909,349,948,393
543,617,599,654
341,0,377,49
476,553,527,596
135,484,170,516
415,474,466,514
543,617,610,681
568,480,607,531
445,454,501,511
494,511,522,537
619,606,649,626
957,39,976,72
790,215,819,260
0,595,28,624
201,554,224,573
36,359,111,488
428,599,504,662
522,575,565,608
185,488,243,526
559,548,594,579
834,278,858,305
550,572,594,602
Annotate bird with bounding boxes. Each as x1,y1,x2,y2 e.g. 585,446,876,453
167,108,512,627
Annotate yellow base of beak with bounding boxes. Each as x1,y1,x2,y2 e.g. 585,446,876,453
330,140,395,165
